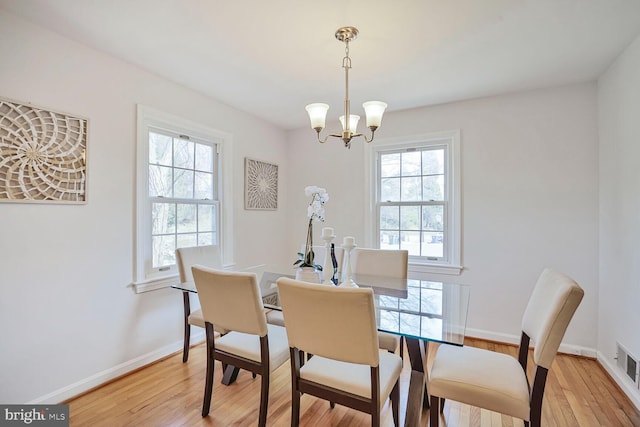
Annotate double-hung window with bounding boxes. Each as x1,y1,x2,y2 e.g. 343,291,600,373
366,130,461,275
148,129,218,265
134,106,233,292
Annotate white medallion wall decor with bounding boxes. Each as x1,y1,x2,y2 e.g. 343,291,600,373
0,98,88,203
244,158,278,210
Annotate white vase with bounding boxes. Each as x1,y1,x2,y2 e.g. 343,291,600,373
295,267,321,284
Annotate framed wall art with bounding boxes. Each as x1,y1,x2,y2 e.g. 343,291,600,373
244,157,278,210
0,97,88,204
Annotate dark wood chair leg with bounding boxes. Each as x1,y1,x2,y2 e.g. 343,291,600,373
399,336,404,362
182,291,191,363
183,323,191,363
290,348,301,427
202,323,215,417
530,366,548,427
391,380,400,427
430,395,440,427
371,410,380,427
329,401,335,409
440,397,445,412
258,371,269,427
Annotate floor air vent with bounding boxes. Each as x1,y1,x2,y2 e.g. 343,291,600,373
616,342,639,385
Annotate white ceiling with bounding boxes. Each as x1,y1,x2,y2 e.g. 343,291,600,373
2,0,640,130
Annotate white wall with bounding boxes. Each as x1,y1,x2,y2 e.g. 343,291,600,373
287,84,599,353
598,33,640,407
0,10,289,403
2,4,628,407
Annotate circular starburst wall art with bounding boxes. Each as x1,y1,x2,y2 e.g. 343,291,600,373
0,98,88,204
245,158,278,210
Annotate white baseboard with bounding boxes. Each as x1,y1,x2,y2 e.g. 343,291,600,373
597,351,640,411
28,331,205,404
464,327,598,358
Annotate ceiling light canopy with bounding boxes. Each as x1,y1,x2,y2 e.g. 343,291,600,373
305,27,387,149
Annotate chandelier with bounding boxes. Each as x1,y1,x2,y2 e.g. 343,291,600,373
305,26,387,149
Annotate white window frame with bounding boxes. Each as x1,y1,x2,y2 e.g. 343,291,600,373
364,130,462,275
133,105,234,293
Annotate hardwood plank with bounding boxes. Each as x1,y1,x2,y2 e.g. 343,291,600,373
66,338,640,426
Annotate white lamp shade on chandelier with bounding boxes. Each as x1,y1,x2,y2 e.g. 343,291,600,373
305,103,330,130
305,26,387,148
339,114,360,133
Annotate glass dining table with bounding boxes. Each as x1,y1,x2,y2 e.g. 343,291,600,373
173,264,470,427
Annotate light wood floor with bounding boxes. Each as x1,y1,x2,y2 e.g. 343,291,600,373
66,338,640,426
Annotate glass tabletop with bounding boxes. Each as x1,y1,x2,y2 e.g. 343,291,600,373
172,264,470,346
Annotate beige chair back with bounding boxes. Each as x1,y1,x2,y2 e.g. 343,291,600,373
277,278,380,366
521,268,584,369
192,265,268,337
351,248,408,279
176,245,222,283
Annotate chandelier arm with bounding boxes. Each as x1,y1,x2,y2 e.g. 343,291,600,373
363,129,376,143
315,130,330,144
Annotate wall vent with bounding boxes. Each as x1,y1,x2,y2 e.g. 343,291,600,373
616,342,639,385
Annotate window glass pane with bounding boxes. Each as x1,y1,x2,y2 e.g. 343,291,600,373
194,172,213,200
380,153,400,177
198,232,213,245
195,143,214,172
401,177,421,201
421,232,443,258
149,132,172,166
422,149,444,175
401,151,421,176
399,312,420,336
174,138,194,169
400,206,420,230
421,288,443,316
422,205,444,231
423,175,444,201
198,204,214,232
380,231,400,249
379,310,400,332
152,203,175,234
400,286,420,312
149,165,172,197
400,230,421,255
174,169,194,199
177,204,197,233
380,206,399,230
380,177,400,201
177,233,197,248
152,234,175,268
420,317,443,340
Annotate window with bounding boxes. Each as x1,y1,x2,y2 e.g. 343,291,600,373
365,130,461,275
148,130,218,267
134,106,233,292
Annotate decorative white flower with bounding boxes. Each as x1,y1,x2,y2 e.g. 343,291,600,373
295,186,330,269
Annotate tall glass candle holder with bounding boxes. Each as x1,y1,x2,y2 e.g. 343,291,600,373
340,236,358,288
321,227,335,285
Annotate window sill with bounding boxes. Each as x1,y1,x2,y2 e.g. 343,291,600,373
132,275,179,294
408,262,463,276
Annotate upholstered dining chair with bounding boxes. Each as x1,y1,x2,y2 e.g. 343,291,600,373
176,245,223,362
350,248,409,358
192,266,290,425
277,277,403,427
265,244,345,328
428,268,584,427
